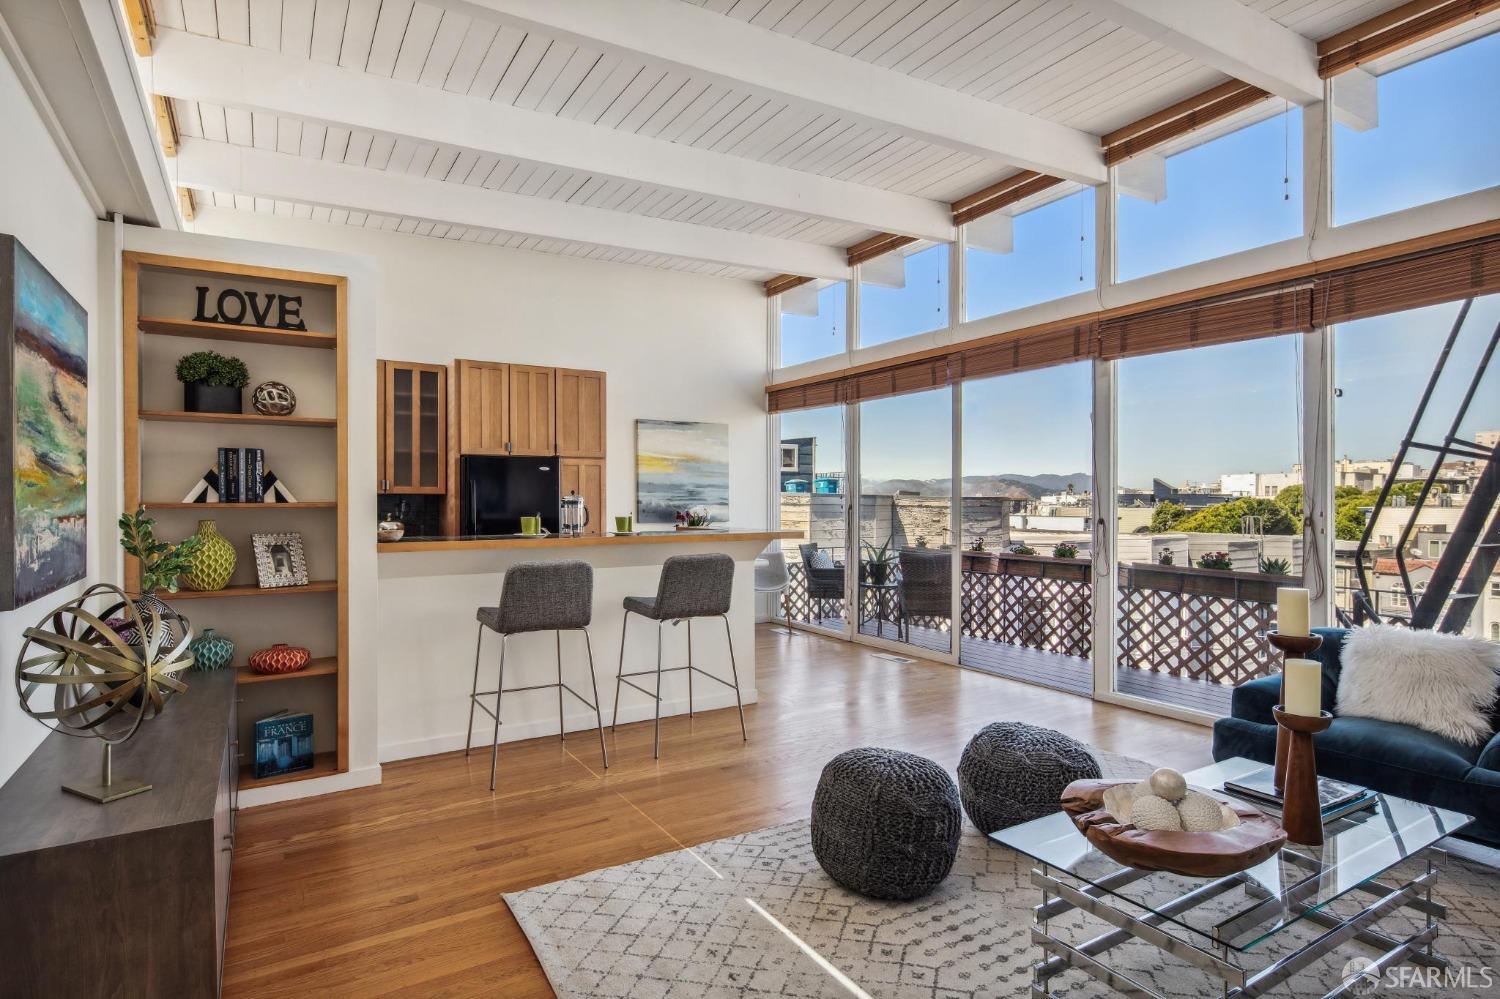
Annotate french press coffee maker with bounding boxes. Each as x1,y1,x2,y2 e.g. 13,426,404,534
560,491,589,537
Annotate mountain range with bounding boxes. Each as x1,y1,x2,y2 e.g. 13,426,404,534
859,472,1092,500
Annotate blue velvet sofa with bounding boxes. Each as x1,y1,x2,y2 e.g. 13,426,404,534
1211,627,1500,844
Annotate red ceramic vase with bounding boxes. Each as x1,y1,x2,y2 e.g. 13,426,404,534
249,643,311,675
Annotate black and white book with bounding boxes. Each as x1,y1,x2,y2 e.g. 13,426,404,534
1222,764,1366,811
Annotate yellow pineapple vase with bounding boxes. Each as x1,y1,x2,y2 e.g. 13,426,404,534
182,519,237,592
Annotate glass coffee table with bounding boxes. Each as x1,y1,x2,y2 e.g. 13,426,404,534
992,757,1473,998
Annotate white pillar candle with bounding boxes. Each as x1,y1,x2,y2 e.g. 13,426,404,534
1284,658,1322,716
1277,586,1310,637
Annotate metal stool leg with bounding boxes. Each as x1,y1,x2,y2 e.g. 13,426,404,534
781,588,795,636
556,630,565,742
582,629,608,769
489,635,508,791
686,619,694,719
465,622,483,757
722,614,747,742
653,620,664,760
612,611,629,731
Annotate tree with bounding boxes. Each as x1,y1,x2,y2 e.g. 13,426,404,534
1150,501,1189,533
1274,484,1303,518
1173,498,1297,535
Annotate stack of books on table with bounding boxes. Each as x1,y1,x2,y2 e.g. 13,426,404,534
1220,765,1380,823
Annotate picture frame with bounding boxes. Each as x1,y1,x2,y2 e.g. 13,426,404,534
252,531,309,588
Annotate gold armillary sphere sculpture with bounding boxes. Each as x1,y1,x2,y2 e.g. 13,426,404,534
14,583,194,802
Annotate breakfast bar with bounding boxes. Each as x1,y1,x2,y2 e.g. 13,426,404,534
374,530,797,763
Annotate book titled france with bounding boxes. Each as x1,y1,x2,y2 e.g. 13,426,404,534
253,710,314,779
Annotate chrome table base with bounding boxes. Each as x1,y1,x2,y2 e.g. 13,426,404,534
1027,850,1449,999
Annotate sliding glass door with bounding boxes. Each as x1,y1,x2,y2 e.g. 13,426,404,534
777,405,850,635
856,387,954,656
959,363,1094,692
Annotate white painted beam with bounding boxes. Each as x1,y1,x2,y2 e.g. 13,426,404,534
150,28,953,243
1075,0,1323,105
424,0,1106,185
175,140,852,279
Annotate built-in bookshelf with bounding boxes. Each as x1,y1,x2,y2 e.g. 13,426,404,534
122,251,348,792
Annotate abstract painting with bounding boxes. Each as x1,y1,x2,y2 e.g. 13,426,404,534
636,420,729,525
1,235,87,611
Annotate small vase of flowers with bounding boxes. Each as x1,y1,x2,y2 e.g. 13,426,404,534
674,507,715,530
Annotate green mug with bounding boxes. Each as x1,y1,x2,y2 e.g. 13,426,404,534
614,515,633,534
519,515,541,536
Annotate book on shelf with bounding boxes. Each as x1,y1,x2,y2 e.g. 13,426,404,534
253,710,314,779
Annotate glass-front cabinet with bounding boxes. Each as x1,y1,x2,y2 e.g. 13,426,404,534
378,359,447,493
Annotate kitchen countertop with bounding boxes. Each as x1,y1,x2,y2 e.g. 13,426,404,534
377,529,799,553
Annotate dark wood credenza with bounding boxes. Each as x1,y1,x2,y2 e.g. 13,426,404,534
0,668,237,998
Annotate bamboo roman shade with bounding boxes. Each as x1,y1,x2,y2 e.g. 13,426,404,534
1317,0,1498,78
768,227,1500,412
1101,80,1271,166
765,273,814,297
950,171,1066,226
846,232,918,268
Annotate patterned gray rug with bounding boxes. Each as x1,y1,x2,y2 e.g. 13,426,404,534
505,753,1500,997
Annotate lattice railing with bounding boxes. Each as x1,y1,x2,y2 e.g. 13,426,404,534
961,553,1092,658
1116,563,1294,687
784,563,846,625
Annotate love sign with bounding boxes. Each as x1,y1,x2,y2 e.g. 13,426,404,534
193,286,306,331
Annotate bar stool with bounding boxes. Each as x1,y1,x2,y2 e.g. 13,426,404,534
466,560,607,790
613,553,746,759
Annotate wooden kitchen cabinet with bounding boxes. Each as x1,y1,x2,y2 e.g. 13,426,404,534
509,364,556,456
555,368,606,459
560,458,606,537
457,359,511,455
379,360,447,493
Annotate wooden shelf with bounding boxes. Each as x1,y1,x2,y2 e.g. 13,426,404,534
156,580,338,599
235,657,338,685
139,409,337,428
143,501,336,510
138,315,337,348
238,751,341,790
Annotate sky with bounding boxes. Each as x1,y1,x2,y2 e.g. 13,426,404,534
780,31,1500,486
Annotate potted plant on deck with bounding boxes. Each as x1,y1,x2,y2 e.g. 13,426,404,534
861,539,898,585
176,350,250,414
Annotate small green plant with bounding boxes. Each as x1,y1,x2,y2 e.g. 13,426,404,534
175,350,249,388
1197,551,1234,571
1010,543,1037,556
862,538,898,567
1157,548,1175,566
1052,542,1080,559
1259,556,1291,575
119,507,204,593
674,507,712,527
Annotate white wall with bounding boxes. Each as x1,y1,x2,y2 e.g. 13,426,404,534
191,208,771,532
0,46,101,787
189,208,770,764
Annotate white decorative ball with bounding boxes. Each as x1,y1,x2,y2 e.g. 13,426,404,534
1176,791,1229,832
1148,767,1188,803
1129,794,1183,831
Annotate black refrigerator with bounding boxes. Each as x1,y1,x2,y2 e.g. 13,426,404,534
461,456,561,535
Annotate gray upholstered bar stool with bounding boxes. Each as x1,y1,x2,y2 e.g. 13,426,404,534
613,553,747,759
466,560,607,790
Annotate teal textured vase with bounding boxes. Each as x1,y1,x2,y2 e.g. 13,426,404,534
189,628,235,672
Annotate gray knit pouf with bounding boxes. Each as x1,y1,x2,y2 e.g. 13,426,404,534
957,722,1101,833
810,747,962,901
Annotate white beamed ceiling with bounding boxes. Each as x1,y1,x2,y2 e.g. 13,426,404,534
143,0,1490,281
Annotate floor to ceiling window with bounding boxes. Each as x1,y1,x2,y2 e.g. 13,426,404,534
958,362,1094,692
1333,31,1500,226
858,387,954,655
858,241,949,348
1115,334,1305,714
1116,105,1303,282
779,280,847,368
1331,293,1500,641
778,405,848,632
965,187,1095,322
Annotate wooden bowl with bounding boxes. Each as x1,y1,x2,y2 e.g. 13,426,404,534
1060,779,1286,878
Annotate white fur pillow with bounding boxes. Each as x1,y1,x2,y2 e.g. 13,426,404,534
1336,624,1500,746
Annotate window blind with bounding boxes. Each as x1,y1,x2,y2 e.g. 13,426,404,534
1098,284,1314,360
1317,0,1498,78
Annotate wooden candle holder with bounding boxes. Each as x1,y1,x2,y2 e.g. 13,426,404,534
1267,631,1322,793
1272,706,1333,846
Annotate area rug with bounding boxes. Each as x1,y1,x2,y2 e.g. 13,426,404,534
505,752,1500,997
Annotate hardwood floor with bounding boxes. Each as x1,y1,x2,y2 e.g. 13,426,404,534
222,625,1212,998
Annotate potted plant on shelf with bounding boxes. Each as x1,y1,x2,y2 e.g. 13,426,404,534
861,539,898,585
116,507,204,652
176,350,250,414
